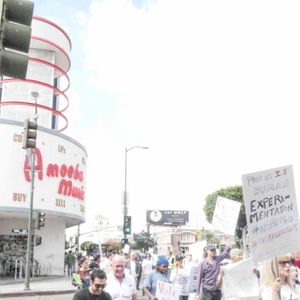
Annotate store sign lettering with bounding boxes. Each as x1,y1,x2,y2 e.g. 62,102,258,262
24,148,85,201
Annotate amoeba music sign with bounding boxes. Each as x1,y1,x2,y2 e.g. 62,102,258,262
146,210,189,226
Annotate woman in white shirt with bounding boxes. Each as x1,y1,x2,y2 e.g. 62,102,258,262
260,254,299,300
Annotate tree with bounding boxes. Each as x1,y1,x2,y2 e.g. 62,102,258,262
132,231,155,251
101,239,122,253
203,185,247,240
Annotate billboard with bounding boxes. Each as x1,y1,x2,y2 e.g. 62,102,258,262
146,210,189,226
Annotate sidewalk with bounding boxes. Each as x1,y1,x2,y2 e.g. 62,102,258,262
0,276,77,298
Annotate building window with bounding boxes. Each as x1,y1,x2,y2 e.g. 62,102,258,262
180,232,195,242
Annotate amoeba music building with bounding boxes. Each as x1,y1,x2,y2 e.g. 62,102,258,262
0,16,86,276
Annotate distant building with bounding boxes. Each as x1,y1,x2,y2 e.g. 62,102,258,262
154,227,235,256
154,227,198,256
67,214,123,249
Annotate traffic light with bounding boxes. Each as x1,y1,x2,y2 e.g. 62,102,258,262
34,235,42,246
123,216,131,235
0,0,34,79
37,211,45,229
22,118,37,149
121,238,128,245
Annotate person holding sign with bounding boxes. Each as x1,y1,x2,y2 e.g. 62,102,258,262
195,244,231,300
215,248,260,300
259,254,300,300
143,256,170,300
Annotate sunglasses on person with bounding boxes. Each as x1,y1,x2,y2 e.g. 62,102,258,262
94,283,106,289
278,260,291,265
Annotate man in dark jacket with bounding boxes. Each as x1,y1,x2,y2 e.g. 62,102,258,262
125,251,142,289
73,269,111,300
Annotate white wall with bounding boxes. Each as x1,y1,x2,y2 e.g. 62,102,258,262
34,218,65,275
0,218,28,233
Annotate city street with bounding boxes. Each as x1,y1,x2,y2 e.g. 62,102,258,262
0,276,147,300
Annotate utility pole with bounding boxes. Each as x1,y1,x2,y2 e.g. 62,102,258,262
24,145,35,290
23,92,38,290
123,146,148,242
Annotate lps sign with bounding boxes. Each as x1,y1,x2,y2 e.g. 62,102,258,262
146,210,189,226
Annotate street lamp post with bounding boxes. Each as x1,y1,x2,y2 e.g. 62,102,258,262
123,146,148,241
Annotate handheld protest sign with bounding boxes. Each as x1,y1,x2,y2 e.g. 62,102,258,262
242,165,300,262
212,196,241,236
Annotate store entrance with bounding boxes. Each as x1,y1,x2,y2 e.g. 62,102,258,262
0,234,30,278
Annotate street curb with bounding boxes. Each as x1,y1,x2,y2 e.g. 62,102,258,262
0,289,75,298
0,275,66,285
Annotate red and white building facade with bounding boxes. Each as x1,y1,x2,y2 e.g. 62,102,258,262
0,16,86,276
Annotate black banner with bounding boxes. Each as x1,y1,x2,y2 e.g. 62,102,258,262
146,210,189,226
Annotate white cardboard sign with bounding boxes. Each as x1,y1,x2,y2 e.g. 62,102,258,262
212,196,241,236
222,258,260,299
242,165,300,262
156,281,179,300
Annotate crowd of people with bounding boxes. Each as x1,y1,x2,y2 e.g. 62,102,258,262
67,246,300,300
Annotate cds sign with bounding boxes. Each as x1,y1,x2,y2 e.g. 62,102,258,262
146,210,189,226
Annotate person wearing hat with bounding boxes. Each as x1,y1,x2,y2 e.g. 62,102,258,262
143,256,170,300
170,254,191,300
195,243,231,300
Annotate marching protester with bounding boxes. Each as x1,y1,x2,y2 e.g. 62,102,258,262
143,256,170,300
170,254,190,300
125,251,142,290
291,251,300,273
288,265,300,295
259,254,300,300
101,252,114,275
215,248,244,290
66,250,76,277
72,256,91,289
73,269,111,300
89,254,101,271
195,243,231,300
215,248,260,300
183,253,194,274
141,253,154,295
105,254,137,300
168,251,176,270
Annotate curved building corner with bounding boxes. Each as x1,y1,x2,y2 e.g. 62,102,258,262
0,15,86,277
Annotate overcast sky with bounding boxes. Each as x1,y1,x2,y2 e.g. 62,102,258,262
34,0,300,233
